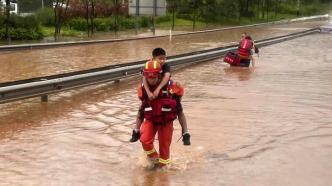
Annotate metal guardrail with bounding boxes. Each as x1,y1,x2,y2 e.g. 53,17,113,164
0,28,319,104
0,14,327,51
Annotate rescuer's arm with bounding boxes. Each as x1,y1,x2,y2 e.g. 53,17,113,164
129,102,144,142
253,41,259,57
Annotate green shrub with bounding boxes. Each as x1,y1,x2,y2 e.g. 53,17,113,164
176,14,192,20
119,16,136,29
155,15,171,24
278,3,298,15
0,15,43,40
0,15,4,25
140,16,150,27
94,18,112,31
35,8,55,26
118,16,150,29
11,15,40,29
68,17,88,31
0,29,5,39
0,28,43,40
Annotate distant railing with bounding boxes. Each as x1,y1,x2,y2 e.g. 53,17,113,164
0,28,319,104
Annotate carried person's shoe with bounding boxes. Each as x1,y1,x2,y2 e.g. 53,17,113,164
182,133,191,146
129,129,140,142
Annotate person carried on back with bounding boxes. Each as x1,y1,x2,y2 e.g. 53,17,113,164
129,60,185,169
130,48,191,146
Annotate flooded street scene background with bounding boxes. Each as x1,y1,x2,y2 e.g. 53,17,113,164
0,20,331,185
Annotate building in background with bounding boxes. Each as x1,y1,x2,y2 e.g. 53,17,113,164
129,0,166,16
0,0,18,14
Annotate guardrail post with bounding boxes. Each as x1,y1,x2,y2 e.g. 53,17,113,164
41,95,48,102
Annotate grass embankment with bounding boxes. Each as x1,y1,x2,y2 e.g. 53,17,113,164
41,26,82,38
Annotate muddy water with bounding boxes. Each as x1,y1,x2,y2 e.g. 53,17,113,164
0,32,331,185
0,20,326,83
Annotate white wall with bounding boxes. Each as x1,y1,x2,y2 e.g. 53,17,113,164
0,0,18,14
128,0,166,16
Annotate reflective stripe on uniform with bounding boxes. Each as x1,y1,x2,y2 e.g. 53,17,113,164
153,60,157,69
144,107,152,111
158,158,171,164
243,40,248,48
161,108,171,112
145,148,156,155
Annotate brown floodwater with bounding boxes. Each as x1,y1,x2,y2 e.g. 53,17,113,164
0,22,331,186
0,20,326,83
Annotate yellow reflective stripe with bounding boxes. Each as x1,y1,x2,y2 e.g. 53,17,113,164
158,158,171,164
153,60,157,69
144,148,156,155
145,62,149,69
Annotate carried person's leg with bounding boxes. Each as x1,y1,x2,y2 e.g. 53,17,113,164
176,98,191,145
178,111,191,145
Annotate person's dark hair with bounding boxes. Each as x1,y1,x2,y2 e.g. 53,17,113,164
152,48,166,57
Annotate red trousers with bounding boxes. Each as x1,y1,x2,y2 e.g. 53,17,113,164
140,120,173,165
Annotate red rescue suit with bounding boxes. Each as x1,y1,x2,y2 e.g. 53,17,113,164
237,38,253,59
137,80,184,166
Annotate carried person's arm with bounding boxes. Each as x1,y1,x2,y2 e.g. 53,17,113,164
143,76,155,100
153,72,170,97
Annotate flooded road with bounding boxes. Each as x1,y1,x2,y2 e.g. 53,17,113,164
0,30,331,185
0,20,326,83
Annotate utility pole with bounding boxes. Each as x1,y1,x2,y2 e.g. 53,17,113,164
5,0,10,42
135,0,139,35
152,0,157,35
297,0,300,16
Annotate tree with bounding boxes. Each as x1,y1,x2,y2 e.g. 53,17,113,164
296,0,301,16
189,0,204,31
275,0,279,19
113,0,119,33
54,0,70,40
168,0,177,30
5,0,10,42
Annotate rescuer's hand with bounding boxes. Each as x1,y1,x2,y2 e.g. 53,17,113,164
129,129,140,142
254,46,259,54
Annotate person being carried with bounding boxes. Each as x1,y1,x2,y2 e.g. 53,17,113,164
130,48,191,145
131,60,185,169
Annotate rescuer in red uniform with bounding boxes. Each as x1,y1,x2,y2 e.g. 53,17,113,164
237,33,259,67
130,48,190,146
131,60,185,169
